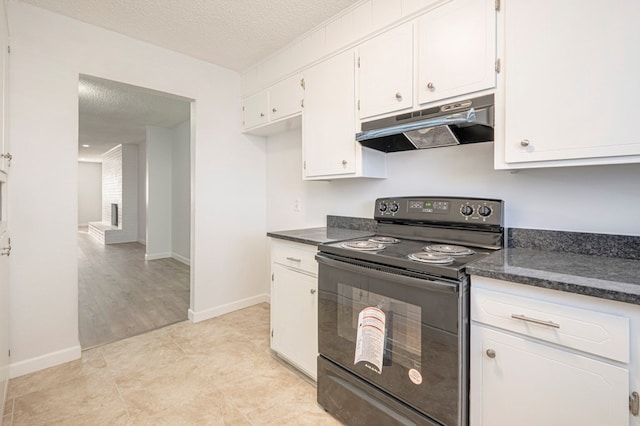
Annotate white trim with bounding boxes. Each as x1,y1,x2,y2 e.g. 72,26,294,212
145,252,171,261
188,293,270,323
10,345,82,378
171,253,190,266
137,239,147,245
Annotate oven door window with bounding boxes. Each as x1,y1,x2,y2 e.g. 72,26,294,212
318,260,461,426
338,284,422,374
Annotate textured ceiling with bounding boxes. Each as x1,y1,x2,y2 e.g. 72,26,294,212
78,75,191,162
19,0,362,71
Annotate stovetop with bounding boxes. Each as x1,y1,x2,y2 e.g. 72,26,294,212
319,236,495,280
317,196,504,280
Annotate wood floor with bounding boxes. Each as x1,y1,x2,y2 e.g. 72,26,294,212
78,228,190,349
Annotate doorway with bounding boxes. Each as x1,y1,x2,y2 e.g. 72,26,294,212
77,75,193,349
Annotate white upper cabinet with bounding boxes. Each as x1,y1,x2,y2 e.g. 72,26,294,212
268,74,304,122
303,50,386,180
358,22,414,119
496,0,640,168
0,15,8,173
417,0,496,105
242,90,269,130
242,74,303,135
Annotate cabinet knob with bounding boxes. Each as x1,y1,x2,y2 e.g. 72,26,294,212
520,139,530,147
342,160,348,166
310,289,316,294
486,349,496,359
427,82,435,90
272,108,277,113
260,113,264,117
395,92,402,101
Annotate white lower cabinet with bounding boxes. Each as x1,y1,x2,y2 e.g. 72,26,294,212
470,276,639,426
472,325,628,426
270,240,318,380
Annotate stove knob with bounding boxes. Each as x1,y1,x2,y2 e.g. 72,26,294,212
378,202,387,212
461,205,474,216
389,202,399,213
478,206,492,217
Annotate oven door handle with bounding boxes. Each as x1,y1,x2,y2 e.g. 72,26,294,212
316,253,459,294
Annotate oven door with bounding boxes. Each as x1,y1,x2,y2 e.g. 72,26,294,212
316,253,466,426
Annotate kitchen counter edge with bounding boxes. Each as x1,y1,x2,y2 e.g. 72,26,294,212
467,248,640,305
267,227,375,246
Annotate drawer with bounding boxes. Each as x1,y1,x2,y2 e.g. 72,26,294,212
271,240,318,275
471,287,629,363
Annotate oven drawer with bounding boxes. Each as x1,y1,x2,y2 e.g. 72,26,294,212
471,286,629,363
271,240,318,275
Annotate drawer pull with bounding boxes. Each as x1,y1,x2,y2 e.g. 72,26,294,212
511,314,560,329
286,257,302,262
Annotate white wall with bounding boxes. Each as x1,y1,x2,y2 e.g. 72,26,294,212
8,2,267,377
172,120,191,263
77,161,101,226
137,140,147,244
267,129,640,236
146,126,173,259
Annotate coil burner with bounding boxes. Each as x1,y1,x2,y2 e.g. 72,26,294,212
407,252,455,264
340,240,386,251
423,244,475,256
368,236,400,244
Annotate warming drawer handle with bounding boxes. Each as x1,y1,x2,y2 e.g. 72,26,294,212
511,313,560,329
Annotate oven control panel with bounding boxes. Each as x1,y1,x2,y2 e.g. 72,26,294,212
375,197,503,226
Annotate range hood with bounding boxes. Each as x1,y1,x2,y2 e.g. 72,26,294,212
356,94,494,153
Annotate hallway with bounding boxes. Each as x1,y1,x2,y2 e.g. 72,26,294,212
78,228,190,349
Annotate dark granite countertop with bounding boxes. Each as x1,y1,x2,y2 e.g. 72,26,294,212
467,248,640,305
267,227,375,246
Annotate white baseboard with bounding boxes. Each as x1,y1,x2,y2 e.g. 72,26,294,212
10,345,82,378
188,293,270,323
172,253,190,266
137,239,146,245
145,252,172,261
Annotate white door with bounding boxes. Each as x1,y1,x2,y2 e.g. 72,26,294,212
302,49,357,178
0,170,9,417
0,1,10,415
417,0,496,105
268,74,303,122
242,90,269,130
358,22,414,119
271,264,318,380
502,0,640,163
472,326,629,426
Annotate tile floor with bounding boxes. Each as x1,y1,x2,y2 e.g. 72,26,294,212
3,304,342,425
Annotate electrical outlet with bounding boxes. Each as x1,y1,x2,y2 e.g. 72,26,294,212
293,199,301,212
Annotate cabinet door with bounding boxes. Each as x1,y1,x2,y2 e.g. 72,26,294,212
302,50,357,178
0,9,8,173
471,325,629,426
417,0,496,105
501,0,640,164
271,264,318,379
269,74,303,122
242,90,268,129
0,171,8,411
358,23,413,119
